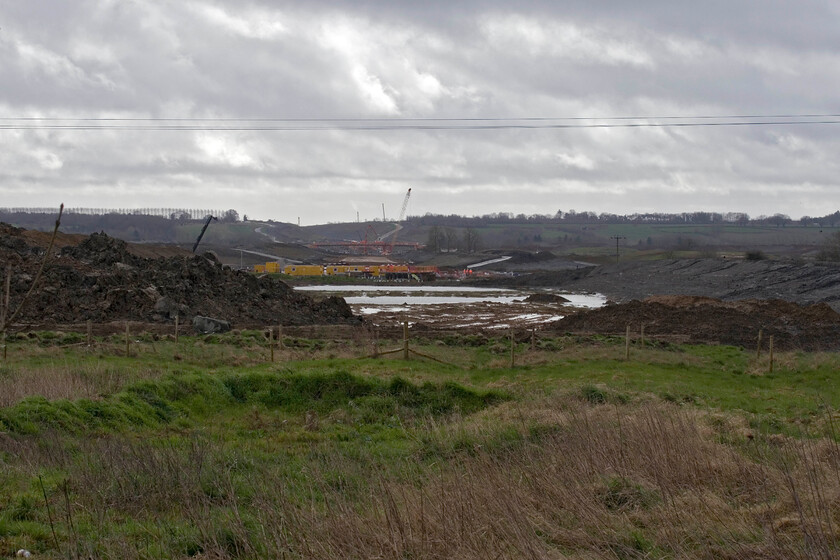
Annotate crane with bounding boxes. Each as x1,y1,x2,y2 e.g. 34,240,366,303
385,188,411,255
192,215,217,253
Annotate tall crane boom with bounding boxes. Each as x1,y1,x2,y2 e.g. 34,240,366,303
386,188,411,255
398,188,411,221
192,215,217,253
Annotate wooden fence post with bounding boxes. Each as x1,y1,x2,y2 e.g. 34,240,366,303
125,323,130,358
625,325,631,360
269,327,275,362
510,328,515,368
175,315,179,345
531,329,536,351
769,336,774,374
86,320,92,348
403,321,409,360
373,327,379,358
640,324,645,347
277,324,283,350
1,264,10,361
756,329,763,360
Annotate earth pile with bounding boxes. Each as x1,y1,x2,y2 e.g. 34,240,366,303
549,295,840,351
0,224,357,329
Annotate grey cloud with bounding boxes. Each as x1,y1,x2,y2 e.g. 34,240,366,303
2,1,840,223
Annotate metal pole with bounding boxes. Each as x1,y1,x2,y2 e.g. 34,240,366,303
610,236,627,263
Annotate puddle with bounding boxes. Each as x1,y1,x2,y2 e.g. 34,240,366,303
295,285,605,329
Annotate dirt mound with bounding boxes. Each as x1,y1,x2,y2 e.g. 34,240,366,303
524,293,570,303
548,295,840,351
0,226,359,329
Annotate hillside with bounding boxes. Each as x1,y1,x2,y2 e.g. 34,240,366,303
5,210,840,266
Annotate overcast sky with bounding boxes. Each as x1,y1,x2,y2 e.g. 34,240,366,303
3,1,840,224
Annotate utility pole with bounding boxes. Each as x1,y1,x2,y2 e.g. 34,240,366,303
610,236,626,263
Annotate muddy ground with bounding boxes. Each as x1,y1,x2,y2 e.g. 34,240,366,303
458,258,840,350
351,296,840,351
3,223,840,350
476,258,840,310
545,296,840,351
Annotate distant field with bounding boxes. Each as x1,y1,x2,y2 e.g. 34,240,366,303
4,211,837,264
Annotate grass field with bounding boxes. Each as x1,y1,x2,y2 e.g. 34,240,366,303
2,330,840,558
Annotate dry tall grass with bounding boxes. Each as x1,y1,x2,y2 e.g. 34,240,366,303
248,399,840,559
8,396,837,559
0,361,163,407
314,408,835,558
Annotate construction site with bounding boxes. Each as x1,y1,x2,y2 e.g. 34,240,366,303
253,188,439,281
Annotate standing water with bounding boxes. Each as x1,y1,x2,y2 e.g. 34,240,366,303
294,285,605,329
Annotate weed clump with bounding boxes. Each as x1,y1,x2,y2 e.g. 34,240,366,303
580,384,629,405
223,371,507,421
601,476,660,511
0,370,506,435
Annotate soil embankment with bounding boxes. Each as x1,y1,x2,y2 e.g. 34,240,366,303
480,258,840,311
547,296,840,351
467,257,840,350
0,224,358,330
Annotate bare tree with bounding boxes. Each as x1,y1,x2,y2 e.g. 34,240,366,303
462,228,481,254
818,231,840,261
426,226,444,253
445,228,459,252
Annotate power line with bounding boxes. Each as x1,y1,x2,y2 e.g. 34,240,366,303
1,113,840,131
1,119,840,131
2,113,840,122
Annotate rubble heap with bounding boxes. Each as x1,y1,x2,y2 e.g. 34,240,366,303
0,224,358,329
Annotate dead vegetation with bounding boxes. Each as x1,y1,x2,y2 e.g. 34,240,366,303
5,395,839,558
244,399,840,559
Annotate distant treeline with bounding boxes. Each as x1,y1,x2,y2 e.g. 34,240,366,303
0,207,239,221
409,210,840,228
0,208,241,243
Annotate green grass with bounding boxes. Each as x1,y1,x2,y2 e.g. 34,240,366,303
2,333,840,558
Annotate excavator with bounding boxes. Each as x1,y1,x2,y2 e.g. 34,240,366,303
192,215,217,253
